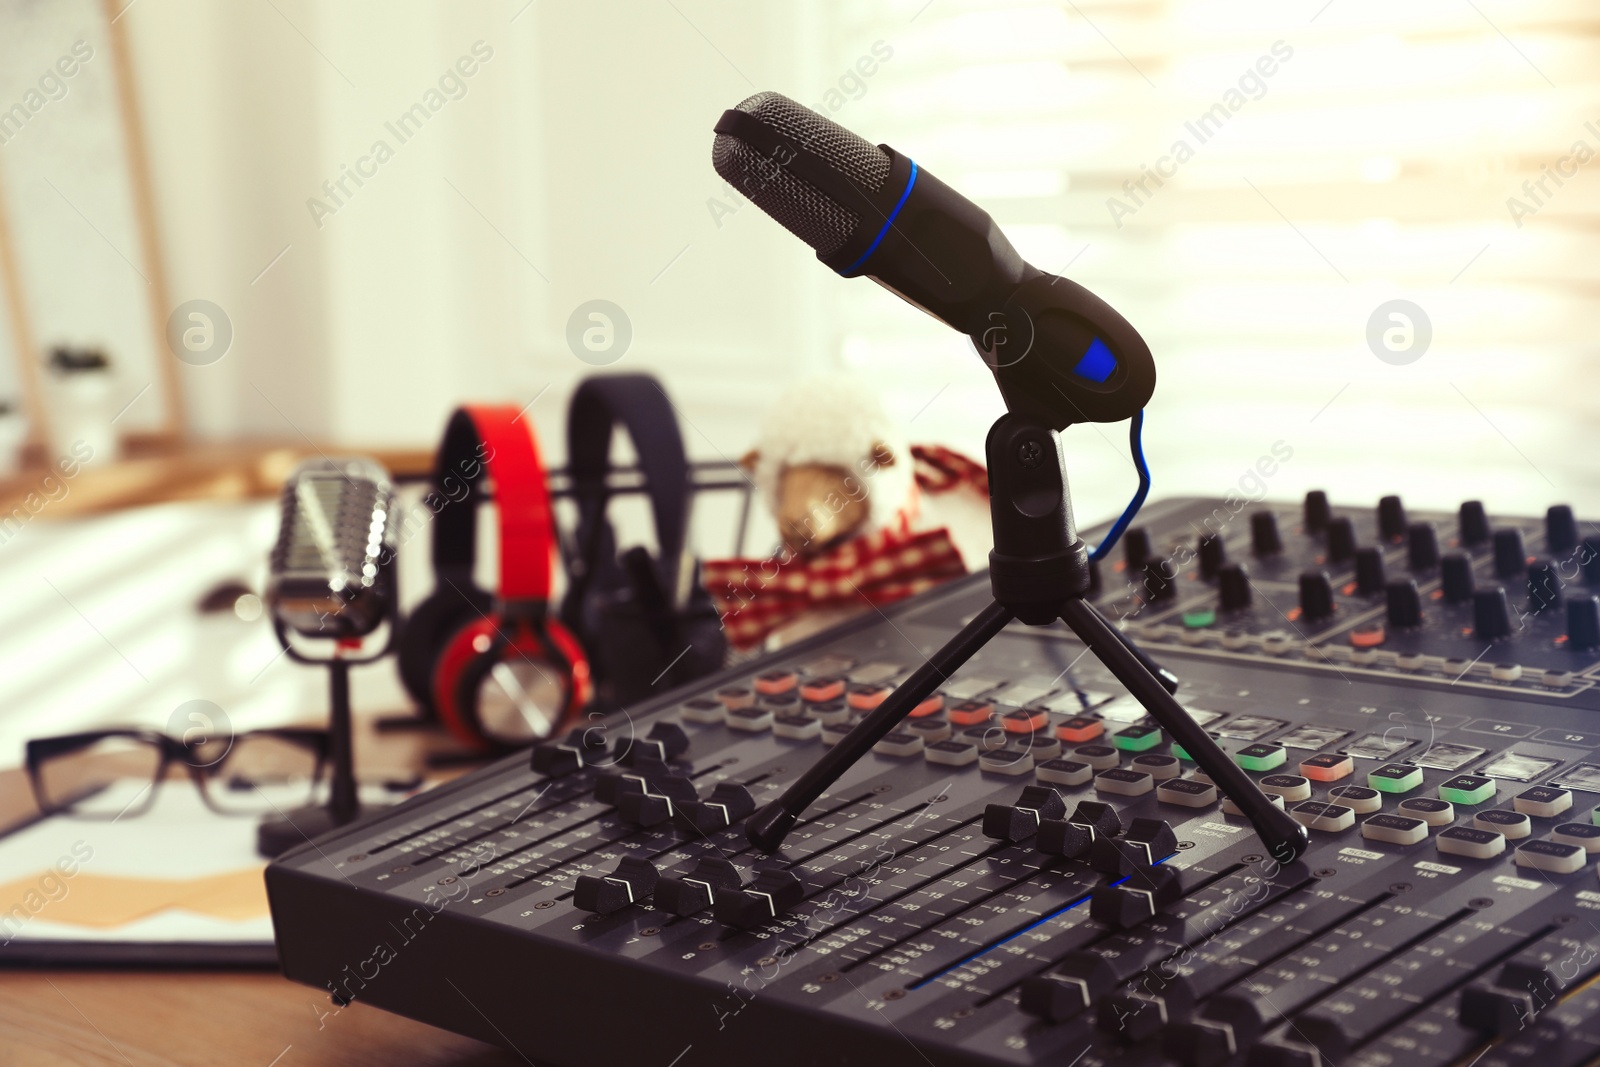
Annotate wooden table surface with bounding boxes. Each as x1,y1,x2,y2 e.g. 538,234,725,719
0,720,523,1067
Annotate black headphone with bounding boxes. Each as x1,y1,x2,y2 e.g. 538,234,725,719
558,374,726,708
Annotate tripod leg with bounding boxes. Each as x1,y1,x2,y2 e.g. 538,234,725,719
746,600,1015,853
1060,599,1309,864
1084,604,1179,694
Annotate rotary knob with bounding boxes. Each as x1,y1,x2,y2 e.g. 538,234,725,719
1547,505,1579,554
1407,522,1440,571
1123,526,1153,570
1326,516,1357,564
1142,557,1177,602
1584,537,1600,584
1303,490,1331,533
1377,495,1407,542
1459,500,1491,546
1197,533,1227,579
1386,579,1423,629
1527,560,1561,614
1474,587,1514,640
1568,597,1600,650
1218,563,1252,612
1251,512,1283,556
1441,553,1475,603
1354,547,1387,596
1493,528,1527,578
1299,570,1335,621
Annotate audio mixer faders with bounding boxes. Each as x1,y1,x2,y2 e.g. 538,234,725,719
268,495,1600,1067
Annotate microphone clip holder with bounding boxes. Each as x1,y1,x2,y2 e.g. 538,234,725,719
745,411,1311,867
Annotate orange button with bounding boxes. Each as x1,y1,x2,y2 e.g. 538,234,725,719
716,686,754,710
1349,624,1386,648
755,670,798,696
1299,752,1355,782
1002,708,1049,734
800,677,846,703
909,693,945,719
1056,716,1105,744
948,700,994,726
848,684,891,711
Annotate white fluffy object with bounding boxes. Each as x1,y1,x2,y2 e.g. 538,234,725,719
750,375,914,533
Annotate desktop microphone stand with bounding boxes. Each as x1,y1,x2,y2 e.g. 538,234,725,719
257,615,395,858
746,411,1311,865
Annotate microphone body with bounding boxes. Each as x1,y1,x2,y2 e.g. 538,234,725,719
713,92,1154,429
267,457,397,640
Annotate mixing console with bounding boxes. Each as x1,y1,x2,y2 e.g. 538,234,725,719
268,495,1600,1067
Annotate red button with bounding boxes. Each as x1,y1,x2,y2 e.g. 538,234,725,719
800,677,846,703
1299,753,1354,782
949,700,993,726
755,670,798,696
1056,716,1105,744
716,686,754,710
848,684,891,711
909,693,945,719
1002,708,1049,734
1350,625,1386,648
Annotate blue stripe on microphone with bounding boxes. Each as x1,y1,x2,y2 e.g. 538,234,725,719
840,161,918,276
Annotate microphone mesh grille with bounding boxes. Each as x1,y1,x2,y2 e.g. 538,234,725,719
711,91,891,257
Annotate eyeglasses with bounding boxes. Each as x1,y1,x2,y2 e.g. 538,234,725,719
25,727,331,819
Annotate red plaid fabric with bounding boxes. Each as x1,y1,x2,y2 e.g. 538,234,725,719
912,443,989,497
703,445,987,649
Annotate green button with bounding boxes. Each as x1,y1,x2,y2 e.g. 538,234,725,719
1592,807,1600,827
1112,724,1163,752
1439,774,1496,806
1368,763,1423,794
1235,743,1287,772
1172,742,1193,761
1182,609,1217,629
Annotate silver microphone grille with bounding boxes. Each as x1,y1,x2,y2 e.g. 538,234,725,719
711,91,891,256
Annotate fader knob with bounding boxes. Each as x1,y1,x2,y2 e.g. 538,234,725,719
1547,505,1579,554
1142,557,1177,602
1250,512,1283,556
1299,571,1335,621
1386,580,1422,629
1218,563,1252,612
1377,495,1407,542
1474,587,1514,640
1441,553,1475,603
1354,547,1386,596
1568,597,1600,650
1527,560,1561,613
1459,500,1491,546
1407,522,1439,571
1493,528,1527,577
1303,490,1331,532
1123,526,1153,570
1198,534,1227,579
1326,517,1357,563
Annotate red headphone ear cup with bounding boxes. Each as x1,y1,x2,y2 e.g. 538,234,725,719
397,586,491,712
434,617,585,750
539,619,593,728
432,616,501,748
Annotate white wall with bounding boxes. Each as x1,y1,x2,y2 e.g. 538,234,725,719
122,0,829,465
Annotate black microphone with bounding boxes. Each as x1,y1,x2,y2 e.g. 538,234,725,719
266,458,397,640
712,92,1154,430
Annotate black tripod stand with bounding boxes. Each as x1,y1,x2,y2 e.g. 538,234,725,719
747,411,1310,865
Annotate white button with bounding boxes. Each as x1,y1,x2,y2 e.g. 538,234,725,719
1438,826,1506,859
1361,814,1428,845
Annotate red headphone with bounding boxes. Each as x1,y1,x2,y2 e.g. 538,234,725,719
397,405,591,749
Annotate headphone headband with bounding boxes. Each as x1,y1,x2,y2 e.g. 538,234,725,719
431,405,555,604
